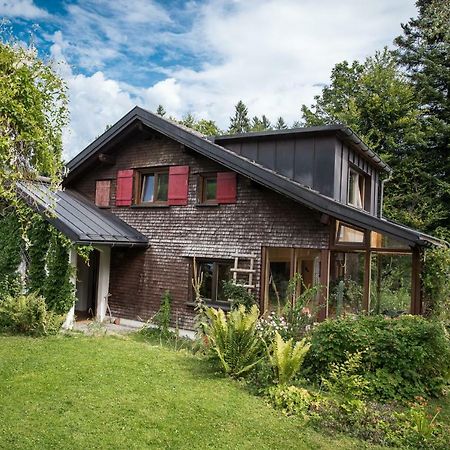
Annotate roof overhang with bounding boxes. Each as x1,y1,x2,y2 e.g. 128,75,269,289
65,106,439,248
17,181,148,247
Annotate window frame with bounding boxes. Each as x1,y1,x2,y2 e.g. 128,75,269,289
198,173,218,205
193,258,233,306
347,167,366,210
134,167,169,206
332,220,368,249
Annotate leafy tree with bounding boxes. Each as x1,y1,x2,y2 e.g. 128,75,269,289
181,112,196,129
156,104,166,117
395,0,450,238
228,100,251,133
301,48,447,235
193,119,221,136
275,117,288,130
0,37,68,202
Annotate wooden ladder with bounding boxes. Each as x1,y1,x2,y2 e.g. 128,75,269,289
230,251,256,292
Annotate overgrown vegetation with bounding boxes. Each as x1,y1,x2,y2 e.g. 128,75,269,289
0,31,67,203
304,315,450,400
422,246,450,322
0,210,77,334
0,293,63,336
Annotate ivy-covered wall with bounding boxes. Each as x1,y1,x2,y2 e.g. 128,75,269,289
0,208,76,314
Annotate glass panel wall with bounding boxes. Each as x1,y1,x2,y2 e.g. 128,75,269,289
329,251,365,317
370,253,412,317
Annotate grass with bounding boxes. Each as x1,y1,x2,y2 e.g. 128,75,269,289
0,333,386,450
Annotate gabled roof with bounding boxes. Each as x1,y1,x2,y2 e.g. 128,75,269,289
65,106,440,247
17,181,148,247
213,125,391,173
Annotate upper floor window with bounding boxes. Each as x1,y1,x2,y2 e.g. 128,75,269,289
138,169,169,204
348,168,366,209
199,173,218,204
197,172,237,205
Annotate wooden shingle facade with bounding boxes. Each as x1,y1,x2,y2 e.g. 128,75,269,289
46,106,440,329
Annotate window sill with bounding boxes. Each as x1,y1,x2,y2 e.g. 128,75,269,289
186,301,231,311
196,202,219,207
131,203,170,209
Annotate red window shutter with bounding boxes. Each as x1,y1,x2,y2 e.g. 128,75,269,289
95,180,111,207
116,169,134,206
168,165,189,206
217,172,237,204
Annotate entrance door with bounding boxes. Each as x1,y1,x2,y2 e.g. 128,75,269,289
75,250,100,320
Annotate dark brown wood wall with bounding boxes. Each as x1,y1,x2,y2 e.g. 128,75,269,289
68,131,330,329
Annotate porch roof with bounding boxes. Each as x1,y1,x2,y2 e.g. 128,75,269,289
17,181,148,247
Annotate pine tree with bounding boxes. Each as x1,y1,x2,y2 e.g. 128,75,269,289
261,115,272,130
275,117,288,130
394,0,450,238
228,100,251,134
181,113,196,128
156,104,166,117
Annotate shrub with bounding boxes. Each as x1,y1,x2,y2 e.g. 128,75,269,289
304,315,450,400
267,331,311,385
222,281,256,309
205,305,264,377
267,385,312,417
153,290,172,337
0,293,63,336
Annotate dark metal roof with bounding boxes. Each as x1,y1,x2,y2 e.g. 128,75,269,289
65,106,439,247
17,181,148,247
213,125,391,173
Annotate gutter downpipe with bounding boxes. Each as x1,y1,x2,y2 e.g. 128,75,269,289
379,171,392,219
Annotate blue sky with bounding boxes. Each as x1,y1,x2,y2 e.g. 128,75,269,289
1,0,418,159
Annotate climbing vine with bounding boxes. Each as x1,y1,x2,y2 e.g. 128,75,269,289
43,230,76,315
422,246,450,322
27,215,50,296
0,210,23,301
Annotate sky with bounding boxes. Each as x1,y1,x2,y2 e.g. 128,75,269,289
0,0,418,160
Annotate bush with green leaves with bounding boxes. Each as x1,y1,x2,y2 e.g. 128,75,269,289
153,290,172,337
0,293,63,336
267,385,312,417
267,331,311,385
222,280,256,309
205,305,264,377
304,315,450,400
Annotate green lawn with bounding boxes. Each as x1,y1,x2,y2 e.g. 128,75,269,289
0,334,385,449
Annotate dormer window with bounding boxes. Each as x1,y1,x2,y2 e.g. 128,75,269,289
348,168,366,209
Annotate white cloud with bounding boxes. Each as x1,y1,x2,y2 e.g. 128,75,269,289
0,0,49,19
46,0,418,159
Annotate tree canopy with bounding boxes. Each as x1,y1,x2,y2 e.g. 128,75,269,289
301,23,449,238
0,38,68,203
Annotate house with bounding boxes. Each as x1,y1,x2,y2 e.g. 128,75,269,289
18,106,441,330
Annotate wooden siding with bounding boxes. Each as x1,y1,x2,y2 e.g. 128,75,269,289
221,134,381,215
68,131,330,329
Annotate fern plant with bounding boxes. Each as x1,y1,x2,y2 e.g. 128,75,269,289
268,332,311,384
205,305,264,377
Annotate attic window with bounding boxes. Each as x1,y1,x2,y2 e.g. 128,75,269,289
137,169,169,204
348,169,366,209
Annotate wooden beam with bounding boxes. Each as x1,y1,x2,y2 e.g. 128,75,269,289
98,153,116,165
318,249,330,321
411,247,422,315
362,250,372,313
